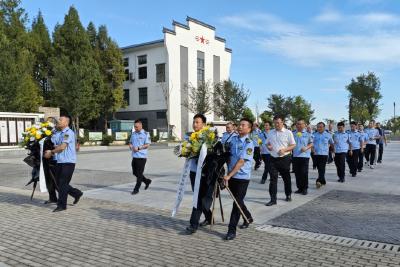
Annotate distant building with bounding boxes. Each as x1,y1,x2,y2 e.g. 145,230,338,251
116,16,232,139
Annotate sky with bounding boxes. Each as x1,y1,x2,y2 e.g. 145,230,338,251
21,0,400,123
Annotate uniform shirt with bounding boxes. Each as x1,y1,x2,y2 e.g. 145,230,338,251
51,130,61,161
359,130,368,144
227,134,254,180
364,127,380,145
56,127,77,164
130,129,151,158
293,129,313,158
333,131,350,153
313,131,334,156
348,130,363,150
266,128,296,158
376,128,384,144
259,130,271,155
250,129,261,147
221,131,237,145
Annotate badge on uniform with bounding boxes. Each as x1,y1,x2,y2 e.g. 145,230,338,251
64,134,69,140
247,148,253,155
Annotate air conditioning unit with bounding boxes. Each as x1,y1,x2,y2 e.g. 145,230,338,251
129,72,135,82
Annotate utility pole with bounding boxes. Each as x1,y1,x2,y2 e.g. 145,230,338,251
394,102,396,119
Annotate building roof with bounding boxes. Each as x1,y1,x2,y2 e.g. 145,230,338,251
121,16,232,52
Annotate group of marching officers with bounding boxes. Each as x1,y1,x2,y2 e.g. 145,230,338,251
182,114,387,240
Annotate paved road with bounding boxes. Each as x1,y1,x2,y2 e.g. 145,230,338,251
0,142,399,266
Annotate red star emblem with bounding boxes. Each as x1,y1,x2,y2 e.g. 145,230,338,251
200,36,205,44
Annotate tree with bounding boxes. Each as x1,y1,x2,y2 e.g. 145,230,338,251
288,95,315,123
346,72,382,124
30,10,52,100
242,107,255,122
88,23,125,131
213,80,249,122
259,111,273,123
50,6,102,130
264,94,292,122
183,81,213,114
0,0,42,112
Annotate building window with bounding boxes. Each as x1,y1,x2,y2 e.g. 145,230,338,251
197,51,205,84
156,63,166,83
138,66,147,79
138,87,148,105
138,55,147,65
123,57,129,67
123,89,129,105
156,111,166,119
124,69,129,81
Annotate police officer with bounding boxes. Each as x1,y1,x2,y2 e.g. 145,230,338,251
327,123,335,164
375,122,387,163
45,115,83,212
347,121,364,177
364,120,380,169
312,122,334,188
186,114,213,233
265,115,296,206
293,119,313,195
129,119,152,195
223,118,254,240
251,123,262,170
221,122,237,145
357,124,368,172
259,121,272,184
333,122,352,183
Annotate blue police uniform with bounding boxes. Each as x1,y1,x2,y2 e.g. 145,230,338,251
313,131,334,186
54,127,82,210
226,134,254,237
347,130,364,176
51,130,61,161
130,129,152,193
292,129,313,193
364,127,380,166
250,129,262,170
259,130,272,184
333,131,350,182
221,131,237,145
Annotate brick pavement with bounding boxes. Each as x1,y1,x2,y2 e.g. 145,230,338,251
1,186,399,267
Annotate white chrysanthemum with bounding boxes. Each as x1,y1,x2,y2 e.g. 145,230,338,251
30,137,35,141
42,127,47,132
47,122,54,128
36,130,43,136
34,124,41,129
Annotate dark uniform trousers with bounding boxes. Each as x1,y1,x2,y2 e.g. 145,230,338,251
56,163,82,209
314,155,328,185
253,147,261,168
269,155,292,201
334,153,347,180
365,144,376,165
261,154,271,182
43,159,58,202
132,158,151,191
189,171,213,229
357,149,364,171
328,147,334,163
378,144,384,162
293,157,309,191
347,149,360,175
228,178,252,234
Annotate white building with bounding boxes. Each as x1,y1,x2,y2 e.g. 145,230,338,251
116,16,232,139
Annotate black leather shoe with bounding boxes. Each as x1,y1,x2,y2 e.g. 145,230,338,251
357,169,362,172
239,218,254,229
73,192,83,205
285,195,292,202
265,201,277,206
199,220,211,227
301,190,308,196
53,207,66,213
260,179,266,184
225,232,236,240
352,174,356,177
185,225,197,234
144,180,152,190
44,200,57,205
294,190,303,194
131,189,139,195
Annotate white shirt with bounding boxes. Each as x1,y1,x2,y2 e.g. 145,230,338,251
266,128,296,158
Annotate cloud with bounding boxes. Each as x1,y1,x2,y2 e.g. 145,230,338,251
221,11,400,66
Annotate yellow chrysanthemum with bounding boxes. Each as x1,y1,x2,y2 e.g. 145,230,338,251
296,132,302,137
257,138,262,145
208,132,215,140
45,130,52,136
35,133,42,140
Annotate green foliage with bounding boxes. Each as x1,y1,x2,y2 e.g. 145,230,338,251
242,107,255,122
213,80,249,122
183,81,213,114
101,134,114,146
263,94,314,124
346,72,382,124
385,117,400,134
